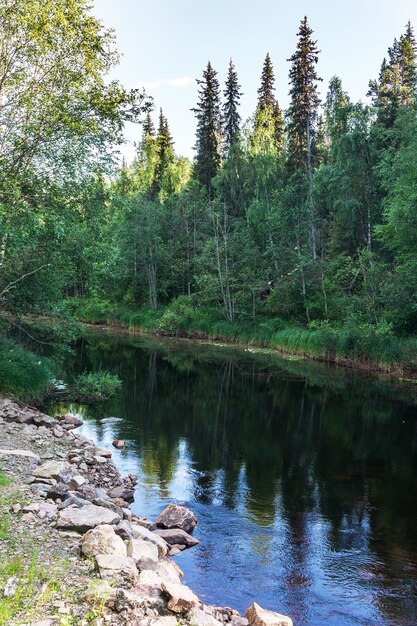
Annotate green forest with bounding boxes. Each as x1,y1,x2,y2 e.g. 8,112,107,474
2,0,417,399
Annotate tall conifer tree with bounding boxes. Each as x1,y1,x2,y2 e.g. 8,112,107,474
192,61,222,196
254,53,284,154
287,16,322,175
223,59,242,153
369,21,417,126
153,108,174,198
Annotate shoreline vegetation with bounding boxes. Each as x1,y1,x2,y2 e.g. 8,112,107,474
69,298,417,380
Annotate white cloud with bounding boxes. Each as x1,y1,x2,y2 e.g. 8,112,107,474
138,76,194,91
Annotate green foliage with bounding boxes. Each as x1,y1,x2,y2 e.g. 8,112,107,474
68,370,122,404
0,338,53,401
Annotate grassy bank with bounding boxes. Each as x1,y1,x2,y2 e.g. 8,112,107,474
67,297,417,376
0,338,54,402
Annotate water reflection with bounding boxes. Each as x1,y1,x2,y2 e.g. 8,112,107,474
47,331,417,626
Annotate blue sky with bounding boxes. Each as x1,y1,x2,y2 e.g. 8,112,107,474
93,0,417,160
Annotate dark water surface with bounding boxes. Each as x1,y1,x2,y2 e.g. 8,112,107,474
49,330,417,626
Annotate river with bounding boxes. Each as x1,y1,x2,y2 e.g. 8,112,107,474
47,329,417,626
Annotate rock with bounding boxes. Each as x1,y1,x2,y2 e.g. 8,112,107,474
60,414,84,429
11,503,21,514
231,617,249,626
82,524,127,558
38,502,58,520
56,504,121,532
156,504,198,534
115,520,135,540
33,413,57,428
127,538,159,563
154,528,199,548
149,559,183,584
161,580,199,613
112,440,125,449
0,448,40,460
109,485,135,503
93,455,108,464
168,546,182,557
95,448,112,458
129,524,169,557
93,497,124,518
95,554,137,580
245,603,293,626
22,503,40,514
53,425,65,438
32,460,73,482
110,586,166,614
189,607,224,626
75,483,98,501
204,605,240,623
47,482,70,501
3,576,19,597
67,474,86,490
58,495,90,510
21,512,37,524
139,570,163,586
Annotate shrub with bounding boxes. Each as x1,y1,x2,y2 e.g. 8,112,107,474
0,339,53,401
68,370,122,403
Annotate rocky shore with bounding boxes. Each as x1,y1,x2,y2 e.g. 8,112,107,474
0,397,293,626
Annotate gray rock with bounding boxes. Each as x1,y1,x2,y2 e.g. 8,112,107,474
32,460,73,482
127,538,159,563
156,504,198,534
33,413,57,428
129,524,169,557
3,576,19,597
93,497,124,518
67,474,86,490
109,485,135,503
95,554,137,580
58,495,91,510
82,524,127,558
56,504,121,532
189,607,224,626
161,580,199,613
245,603,293,626
154,528,199,548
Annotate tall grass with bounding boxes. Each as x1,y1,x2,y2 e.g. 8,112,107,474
0,338,53,401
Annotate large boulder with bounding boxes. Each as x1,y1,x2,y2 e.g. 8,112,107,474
161,581,199,613
189,607,224,626
81,524,127,558
129,524,169,557
127,538,159,563
95,554,137,581
245,603,293,626
154,527,199,548
56,504,121,532
155,504,197,534
32,461,73,482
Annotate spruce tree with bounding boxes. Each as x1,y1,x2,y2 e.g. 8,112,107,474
257,53,276,110
153,108,174,198
223,58,242,153
253,53,284,155
287,16,322,175
369,22,417,126
192,61,222,196
142,112,155,138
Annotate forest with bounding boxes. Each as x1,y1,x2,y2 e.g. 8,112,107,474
1,0,417,399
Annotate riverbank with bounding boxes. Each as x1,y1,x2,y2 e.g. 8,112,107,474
0,397,293,626
66,297,417,380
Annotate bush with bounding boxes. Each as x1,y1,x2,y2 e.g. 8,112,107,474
68,370,122,403
0,338,53,402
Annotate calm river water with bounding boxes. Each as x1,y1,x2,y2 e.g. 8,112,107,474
49,330,417,626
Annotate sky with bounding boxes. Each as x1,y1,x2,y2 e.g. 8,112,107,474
93,0,417,161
